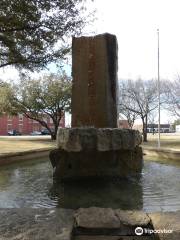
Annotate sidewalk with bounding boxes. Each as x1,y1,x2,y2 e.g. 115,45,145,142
0,207,179,240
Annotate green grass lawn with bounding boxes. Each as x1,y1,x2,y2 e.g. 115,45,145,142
0,136,56,154
142,133,180,150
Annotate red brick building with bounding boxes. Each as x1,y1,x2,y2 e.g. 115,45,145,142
117,119,130,129
0,114,65,135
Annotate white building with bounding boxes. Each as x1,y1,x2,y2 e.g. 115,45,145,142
176,125,180,132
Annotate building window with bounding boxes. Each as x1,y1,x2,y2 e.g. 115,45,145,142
7,124,12,131
7,115,13,121
33,125,40,131
19,114,23,121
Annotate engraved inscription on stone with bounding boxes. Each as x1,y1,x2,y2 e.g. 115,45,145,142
72,33,118,128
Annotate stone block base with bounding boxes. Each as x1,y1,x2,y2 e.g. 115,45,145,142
49,147,142,182
57,128,142,152
73,207,155,240
51,127,143,181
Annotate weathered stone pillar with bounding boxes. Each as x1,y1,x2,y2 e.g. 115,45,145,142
50,33,143,182
72,33,118,128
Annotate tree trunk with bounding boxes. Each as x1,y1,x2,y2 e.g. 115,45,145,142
145,114,148,142
142,116,147,142
50,123,59,140
51,133,56,140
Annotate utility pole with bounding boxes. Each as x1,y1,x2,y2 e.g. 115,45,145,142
157,29,161,148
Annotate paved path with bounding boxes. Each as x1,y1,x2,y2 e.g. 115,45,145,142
0,208,179,240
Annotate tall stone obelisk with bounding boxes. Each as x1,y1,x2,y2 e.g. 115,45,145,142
71,33,118,128
50,33,142,182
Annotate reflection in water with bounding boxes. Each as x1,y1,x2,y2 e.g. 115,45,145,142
0,159,179,212
49,177,143,210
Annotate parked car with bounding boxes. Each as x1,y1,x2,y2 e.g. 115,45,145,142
8,130,21,136
41,129,50,135
41,129,55,135
30,131,42,136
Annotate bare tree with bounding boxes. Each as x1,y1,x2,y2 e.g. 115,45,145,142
118,97,138,129
148,110,157,134
164,77,180,118
118,79,158,142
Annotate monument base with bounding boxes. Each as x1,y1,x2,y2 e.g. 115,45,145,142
49,128,143,182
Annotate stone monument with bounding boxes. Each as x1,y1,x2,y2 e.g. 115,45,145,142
71,33,117,128
50,33,142,182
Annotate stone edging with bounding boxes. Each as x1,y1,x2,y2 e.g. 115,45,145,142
0,148,54,166
0,207,179,240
